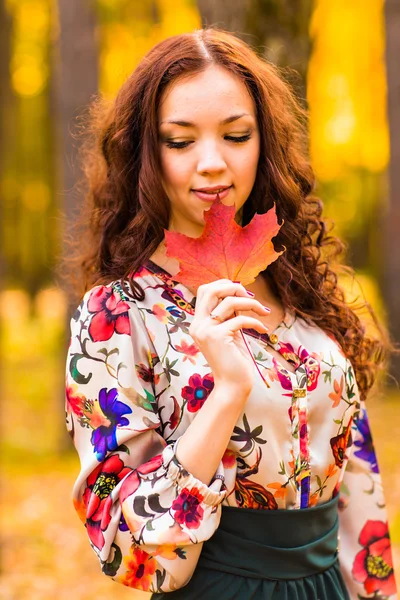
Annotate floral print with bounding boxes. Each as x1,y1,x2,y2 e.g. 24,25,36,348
82,455,132,550
352,520,396,597
122,547,157,590
66,383,85,417
87,285,131,341
65,259,397,597
235,476,278,510
182,373,214,413
330,419,353,468
353,407,379,474
234,449,278,509
172,488,205,529
329,375,345,408
90,388,133,461
174,339,199,364
231,413,267,454
278,342,321,392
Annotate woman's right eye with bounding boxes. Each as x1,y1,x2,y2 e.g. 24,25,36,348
165,140,192,149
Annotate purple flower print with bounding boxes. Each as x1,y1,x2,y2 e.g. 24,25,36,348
353,409,379,474
91,387,132,461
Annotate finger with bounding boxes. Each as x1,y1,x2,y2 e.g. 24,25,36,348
209,297,271,322
196,280,251,319
196,279,242,302
216,315,269,335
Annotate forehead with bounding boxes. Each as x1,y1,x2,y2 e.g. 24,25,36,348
158,65,256,123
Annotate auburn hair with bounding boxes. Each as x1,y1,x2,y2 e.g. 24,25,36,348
59,27,393,401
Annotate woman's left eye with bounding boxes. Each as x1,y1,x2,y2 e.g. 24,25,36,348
164,134,252,150
165,140,192,149
225,134,251,143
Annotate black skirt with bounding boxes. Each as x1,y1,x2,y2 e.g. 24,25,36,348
151,495,350,600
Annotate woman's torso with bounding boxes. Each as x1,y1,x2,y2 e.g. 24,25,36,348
119,259,358,511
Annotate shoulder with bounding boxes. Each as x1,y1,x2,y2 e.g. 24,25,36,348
71,279,144,344
291,315,351,370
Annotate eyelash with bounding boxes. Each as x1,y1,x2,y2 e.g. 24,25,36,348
165,134,251,149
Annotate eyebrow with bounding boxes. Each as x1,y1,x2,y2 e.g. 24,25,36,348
160,113,253,127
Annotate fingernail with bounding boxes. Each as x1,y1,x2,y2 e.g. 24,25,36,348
246,290,255,297
262,305,271,312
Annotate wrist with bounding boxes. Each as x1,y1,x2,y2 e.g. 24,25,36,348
212,380,252,403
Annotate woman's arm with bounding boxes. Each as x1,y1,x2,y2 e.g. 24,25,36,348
337,400,398,599
66,279,269,593
175,383,250,485
66,284,228,593
175,278,270,485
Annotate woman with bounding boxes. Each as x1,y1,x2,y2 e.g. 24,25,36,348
64,28,398,599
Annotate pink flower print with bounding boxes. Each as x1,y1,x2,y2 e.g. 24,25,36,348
272,358,293,391
172,487,205,530
298,346,321,391
182,373,214,413
87,285,131,342
352,520,396,597
298,409,309,457
278,342,301,369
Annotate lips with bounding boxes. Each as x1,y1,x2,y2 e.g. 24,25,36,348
193,186,230,193
192,186,232,203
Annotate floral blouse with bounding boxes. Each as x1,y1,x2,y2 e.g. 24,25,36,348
65,259,398,599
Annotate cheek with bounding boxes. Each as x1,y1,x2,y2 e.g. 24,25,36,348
233,146,259,183
160,152,191,188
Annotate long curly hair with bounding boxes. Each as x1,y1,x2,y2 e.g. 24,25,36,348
59,27,393,402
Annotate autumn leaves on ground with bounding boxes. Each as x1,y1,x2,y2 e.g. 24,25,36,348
0,288,399,600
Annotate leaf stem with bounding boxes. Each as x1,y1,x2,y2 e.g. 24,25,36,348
234,310,270,388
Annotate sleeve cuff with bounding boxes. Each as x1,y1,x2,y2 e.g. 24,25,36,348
162,437,227,506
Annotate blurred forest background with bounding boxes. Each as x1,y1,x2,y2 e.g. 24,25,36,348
0,0,399,598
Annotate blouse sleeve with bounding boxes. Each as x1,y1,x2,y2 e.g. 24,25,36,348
65,283,227,593
337,399,398,599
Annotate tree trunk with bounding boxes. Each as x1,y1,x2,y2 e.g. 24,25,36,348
0,0,12,571
53,0,99,451
197,0,251,33
54,0,99,273
196,0,313,101
0,0,12,281
0,0,14,291
383,0,400,383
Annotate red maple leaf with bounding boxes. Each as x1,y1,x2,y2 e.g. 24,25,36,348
164,197,284,291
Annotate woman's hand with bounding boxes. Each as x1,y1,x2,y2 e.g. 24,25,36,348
189,280,271,395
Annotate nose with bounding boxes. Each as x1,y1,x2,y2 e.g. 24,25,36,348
196,140,227,175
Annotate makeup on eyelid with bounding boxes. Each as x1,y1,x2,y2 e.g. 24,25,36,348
162,134,252,150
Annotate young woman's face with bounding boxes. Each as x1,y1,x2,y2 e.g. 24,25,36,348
158,65,261,237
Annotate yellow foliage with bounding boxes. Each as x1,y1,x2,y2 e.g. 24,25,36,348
21,180,51,212
34,287,67,321
8,0,51,97
0,289,31,322
99,0,201,96
156,0,200,36
307,0,389,179
338,269,386,337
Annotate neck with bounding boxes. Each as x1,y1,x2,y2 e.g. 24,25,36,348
150,240,181,277
150,240,280,308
